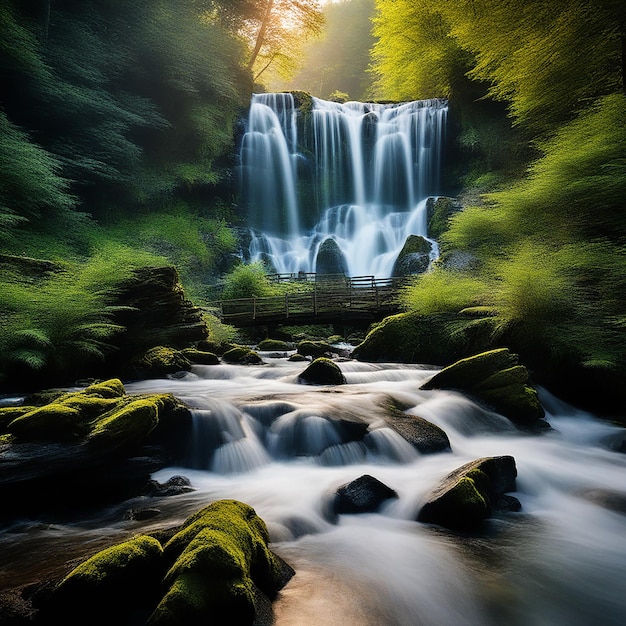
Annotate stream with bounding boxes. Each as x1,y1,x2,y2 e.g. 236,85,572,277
1,354,626,625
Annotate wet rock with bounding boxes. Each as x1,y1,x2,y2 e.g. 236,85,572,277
124,507,162,521
297,358,346,385
426,196,461,239
144,475,194,497
333,474,398,515
257,339,291,351
222,346,263,364
287,353,307,362
297,340,334,359
417,456,519,531
421,348,545,427
315,238,348,275
391,235,433,277
381,403,451,454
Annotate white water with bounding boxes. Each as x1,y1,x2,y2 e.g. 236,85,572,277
240,96,447,277
2,357,625,625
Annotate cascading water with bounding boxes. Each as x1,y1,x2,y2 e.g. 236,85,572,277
2,357,625,624
239,95,448,277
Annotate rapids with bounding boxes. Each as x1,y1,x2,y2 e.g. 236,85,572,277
2,356,625,625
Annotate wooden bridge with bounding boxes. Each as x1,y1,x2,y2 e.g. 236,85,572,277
209,274,408,327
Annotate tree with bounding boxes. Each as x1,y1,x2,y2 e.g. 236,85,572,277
244,0,324,82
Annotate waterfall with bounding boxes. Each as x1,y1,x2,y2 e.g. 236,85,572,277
239,95,448,278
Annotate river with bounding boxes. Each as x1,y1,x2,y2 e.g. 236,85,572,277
2,353,624,625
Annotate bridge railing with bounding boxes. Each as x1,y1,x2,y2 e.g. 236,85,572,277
209,275,410,325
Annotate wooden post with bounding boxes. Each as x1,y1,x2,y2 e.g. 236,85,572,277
285,293,289,319
253,297,257,320
314,288,318,315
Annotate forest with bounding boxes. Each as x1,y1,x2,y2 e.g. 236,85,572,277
1,0,625,411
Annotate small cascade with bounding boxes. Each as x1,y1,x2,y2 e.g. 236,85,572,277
239,95,448,277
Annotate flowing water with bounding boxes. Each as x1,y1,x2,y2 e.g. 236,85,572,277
239,95,447,277
2,356,625,625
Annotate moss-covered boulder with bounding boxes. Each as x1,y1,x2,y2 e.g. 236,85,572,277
131,346,192,379
88,398,160,450
151,499,293,626
298,358,346,385
83,378,126,398
43,535,164,626
417,456,520,531
222,346,263,364
420,348,545,426
391,235,433,277
288,353,307,362
7,404,87,443
352,312,496,365
181,348,220,365
0,406,34,432
257,338,291,351
297,340,334,359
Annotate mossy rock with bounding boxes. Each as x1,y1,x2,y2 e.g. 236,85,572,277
181,348,220,365
222,347,263,365
151,499,292,626
315,238,348,275
287,353,307,362
58,394,121,419
44,535,164,626
133,346,192,378
298,358,346,385
421,348,545,426
196,339,228,356
83,378,126,398
88,398,160,449
7,404,88,443
257,339,291,351
391,235,432,277
0,406,35,432
296,340,334,359
426,196,461,239
327,335,344,344
417,456,519,531
352,312,495,365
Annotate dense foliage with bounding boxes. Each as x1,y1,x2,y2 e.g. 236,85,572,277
380,0,626,398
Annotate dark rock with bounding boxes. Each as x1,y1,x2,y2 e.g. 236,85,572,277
381,403,451,454
124,507,161,521
333,474,398,515
391,235,433,277
417,455,519,531
298,358,346,385
287,353,307,362
421,348,545,427
144,475,194,497
315,238,348,275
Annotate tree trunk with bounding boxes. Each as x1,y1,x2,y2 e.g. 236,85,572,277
247,0,275,72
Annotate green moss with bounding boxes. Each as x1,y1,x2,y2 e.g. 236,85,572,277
296,340,333,358
135,346,192,377
58,394,121,419
47,535,163,624
475,365,529,390
151,500,286,626
298,357,346,385
222,347,262,364
0,406,34,431
257,339,290,351
327,335,344,344
7,403,87,442
181,348,219,365
83,378,126,398
88,398,159,449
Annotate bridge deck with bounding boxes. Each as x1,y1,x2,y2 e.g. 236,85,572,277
209,275,408,327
